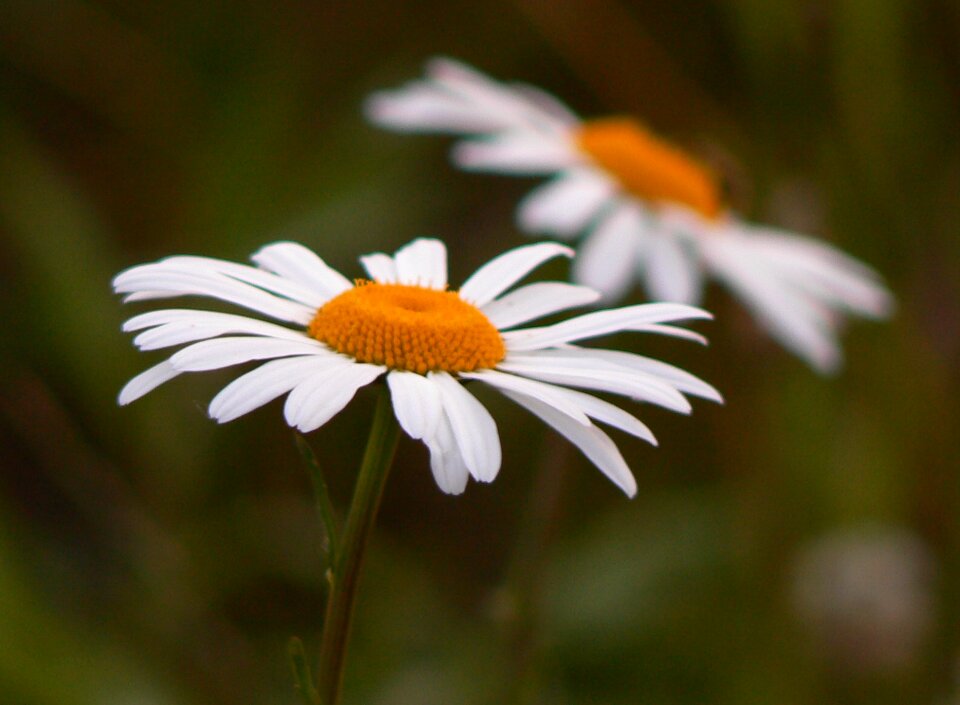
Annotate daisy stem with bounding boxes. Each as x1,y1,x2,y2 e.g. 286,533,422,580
494,438,571,705
316,386,400,705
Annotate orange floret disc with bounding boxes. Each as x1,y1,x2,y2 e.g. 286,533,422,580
308,282,506,374
576,117,723,219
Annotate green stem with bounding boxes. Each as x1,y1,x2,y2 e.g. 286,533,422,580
316,386,400,705
494,435,571,705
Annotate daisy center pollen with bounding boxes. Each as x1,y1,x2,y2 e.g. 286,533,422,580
575,118,723,219
308,282,506,374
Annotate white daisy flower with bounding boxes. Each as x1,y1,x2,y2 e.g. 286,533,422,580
366,58,894,373
115,238,719,497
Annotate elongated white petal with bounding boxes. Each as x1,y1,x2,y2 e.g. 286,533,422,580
284,363,385,433
117,361,181,405
704,234,840,372
251,241,352,299
282,359,353,427
121,290,171,302
123,308,200,332
366,84,513,134
499,389,637,497
461,369,590,425
169,337,329,372
360,253,398,283
497,357,691,413
425,412,470,495
477,367,658,443
132,312,309,351
208,355,340,423
643,233,703,305
746,228,893,317
459,242,574,307
114,269,314,324
393,238,448,289
387,371,443,440
502,303,711,351
747,226,882,280
517,170,616,237
453,133,580,174
427,57,575,135
481,282,599,329
149,255,327,308
545,386,657,445
368,55,575,137
509,82,580,127
429,372,501,482
632,323,708,345
573,204,647,302
538,347,722,402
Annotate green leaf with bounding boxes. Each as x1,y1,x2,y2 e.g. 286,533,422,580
295,433,341,570
288,637,321,705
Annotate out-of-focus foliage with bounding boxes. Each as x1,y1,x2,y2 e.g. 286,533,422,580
1,1,958,703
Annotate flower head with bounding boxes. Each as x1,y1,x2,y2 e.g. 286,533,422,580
366,58,894,373
115,238,718,496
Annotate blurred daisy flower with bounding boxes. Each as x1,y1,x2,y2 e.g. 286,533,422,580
367,58,894,373
115,238,718,496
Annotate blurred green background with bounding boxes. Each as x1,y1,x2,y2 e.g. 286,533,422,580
1,1,958,703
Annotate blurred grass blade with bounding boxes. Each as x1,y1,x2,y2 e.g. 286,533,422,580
295,433,340,568
288,637,321,705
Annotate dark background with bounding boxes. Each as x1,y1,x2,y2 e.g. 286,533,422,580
1,1,958,703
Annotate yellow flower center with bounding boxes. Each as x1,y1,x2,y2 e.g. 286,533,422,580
575,117,723,219
308,282,506,374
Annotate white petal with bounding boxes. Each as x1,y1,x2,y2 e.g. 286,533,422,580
208,356,339,423
499,389,637,497
481,282,599,329
502,303,711,351
284,362,386,433
282,359,353,428
429,371,501,482
426,57,575,134
123,309,203,332
131,311,308,351
703,233,841,372
541,347,722,402
459,242,574,307
425,412,470,495
643,232,703,304
452,133,580,175
517,170,616,237
368,57,574,136
118,361,180,405
747,228,893,317
251,242,352,299
155,255,326,307
477,368,658,443
169,337,330,372
393,238,448,289
632,324,709,345
387,371,443,441
573,204,647,302
365,84,511,134
114,268,314,324
509,82,580,127
461,369,590,425
545,386,658,445
497,356,691,414
360,253,398,283
121,290,170,302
